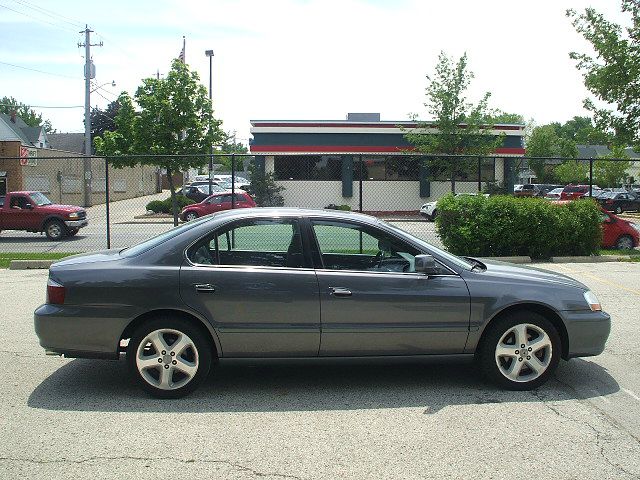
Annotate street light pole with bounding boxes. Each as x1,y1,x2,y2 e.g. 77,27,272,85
205,49,214,195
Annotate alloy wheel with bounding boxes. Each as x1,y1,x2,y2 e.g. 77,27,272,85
616,235,634,250
136,328,199,391
494,323,552,383
186,212,198,221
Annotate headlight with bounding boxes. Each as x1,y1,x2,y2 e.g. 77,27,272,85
583,290,602,312
68,212,79,219
632,222,640,233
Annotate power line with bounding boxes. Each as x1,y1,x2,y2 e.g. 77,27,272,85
0,2,78,33
12,0,84,28
0,102,83,109
0,60,81,79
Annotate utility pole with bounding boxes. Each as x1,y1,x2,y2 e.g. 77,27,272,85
78,25,102,207
205,49,214,195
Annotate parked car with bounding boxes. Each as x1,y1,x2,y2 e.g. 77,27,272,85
560,184,601,200
513,184,540,197
596,191,640,214
35,208,611,398
180,192,256,221
419,193,488,221
600,209,640,249
178,184,226,203
0,191,87,240
544,187,564,200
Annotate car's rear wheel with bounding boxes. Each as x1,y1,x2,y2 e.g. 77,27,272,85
616,235,635,250
478,312,561,390
185,211,199,222
127,316,212,398
44,219,66,240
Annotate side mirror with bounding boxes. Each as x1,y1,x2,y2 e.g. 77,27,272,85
24,203,33,210
415,254,439,275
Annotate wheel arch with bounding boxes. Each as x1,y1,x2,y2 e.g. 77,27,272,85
40,215,66,231
476,303,570,360
119,308,221,358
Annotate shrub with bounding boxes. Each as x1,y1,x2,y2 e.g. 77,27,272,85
435,195,602,259
146,196,195,214
325,204,352,211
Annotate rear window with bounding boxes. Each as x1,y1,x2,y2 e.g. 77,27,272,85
564,186,582,193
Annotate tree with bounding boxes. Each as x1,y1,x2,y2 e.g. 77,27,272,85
404,52,501,192
0,96,55,133
568,2,640,149
594,145,631,186
525,125,579,182
485,111,526,124
90,100,120,141
551,116,612,145
95,60,223,225
554,160,589,184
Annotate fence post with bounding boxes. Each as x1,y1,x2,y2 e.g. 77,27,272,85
589,159,593,197
231,153,235,209
477,157,482,192
358,154,363,213
105,157,111,249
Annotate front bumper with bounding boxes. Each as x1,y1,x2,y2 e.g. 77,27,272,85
563,309,611,358
64,219,88,228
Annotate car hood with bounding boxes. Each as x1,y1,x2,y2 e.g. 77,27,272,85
51,249,121,267
40,204,85,214
474,258,588,290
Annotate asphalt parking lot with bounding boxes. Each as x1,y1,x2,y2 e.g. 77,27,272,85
1,262,639,479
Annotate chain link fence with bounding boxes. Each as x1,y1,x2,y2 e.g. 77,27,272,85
1,152,638,253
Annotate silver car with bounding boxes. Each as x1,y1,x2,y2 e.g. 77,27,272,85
35,209,610,398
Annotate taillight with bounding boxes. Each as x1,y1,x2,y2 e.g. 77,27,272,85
47,278,65,305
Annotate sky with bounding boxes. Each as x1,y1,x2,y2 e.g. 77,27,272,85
0,0,629,146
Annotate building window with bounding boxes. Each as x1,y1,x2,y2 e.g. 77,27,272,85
355,156,420,181
274,155,342,180
422,157,495,182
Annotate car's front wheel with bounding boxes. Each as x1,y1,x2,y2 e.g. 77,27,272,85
44,219,66,240
614,206,623,214
478,312,561,390
127,316,212,398
185,211,199,222
616,234,635,250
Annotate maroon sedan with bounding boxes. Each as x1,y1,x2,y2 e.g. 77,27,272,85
180,192,256,221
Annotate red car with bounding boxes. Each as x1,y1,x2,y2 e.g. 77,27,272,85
560,184,601,200
180,192,256,222
600,209,639,250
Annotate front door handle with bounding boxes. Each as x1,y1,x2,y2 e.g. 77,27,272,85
329,287,352,297
194,283,216,293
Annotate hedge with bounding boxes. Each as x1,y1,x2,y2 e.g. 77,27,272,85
435,194,602,259
146,196,195,214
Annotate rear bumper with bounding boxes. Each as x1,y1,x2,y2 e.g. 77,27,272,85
563,310,611,359
34,303,127,358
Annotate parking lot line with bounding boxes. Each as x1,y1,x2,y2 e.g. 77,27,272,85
622,388,640,402
553,264,640,297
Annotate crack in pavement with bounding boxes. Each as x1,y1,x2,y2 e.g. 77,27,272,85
534,385,639,478
0,455,304,479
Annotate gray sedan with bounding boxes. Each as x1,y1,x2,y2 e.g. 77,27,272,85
34,208,611,398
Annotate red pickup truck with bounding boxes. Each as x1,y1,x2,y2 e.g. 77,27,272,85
0,191,88,240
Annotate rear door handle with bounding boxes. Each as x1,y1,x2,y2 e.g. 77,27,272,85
194,283,216,293
329,287,352,297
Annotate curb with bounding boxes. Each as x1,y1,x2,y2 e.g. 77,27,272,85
480,256,532,264
9,260,55,270
550,255,631,263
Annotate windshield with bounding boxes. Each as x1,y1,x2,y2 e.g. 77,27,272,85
121,215,211,257
378,220,474,270
29,192,52,206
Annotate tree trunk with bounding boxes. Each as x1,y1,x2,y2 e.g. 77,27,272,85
450,160,456,195
165,165,179,227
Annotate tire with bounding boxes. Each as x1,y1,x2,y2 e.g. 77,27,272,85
430,210,437,221
615,235,635,250
185,211,199,222
477,311,561,391
127,315,213,399
614,206,623,214
67,228,79,237
44,219,66,240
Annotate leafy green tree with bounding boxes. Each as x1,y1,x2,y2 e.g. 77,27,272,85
95,60,223,225
525,125,579,182
90,100,120,141
551,116,612,145
0,96,54,133
484,111,525,124
594,145,631,186
568,2,640,149
554,160,589,184
404,52,501,192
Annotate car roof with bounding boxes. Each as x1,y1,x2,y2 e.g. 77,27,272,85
206,207,381,224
